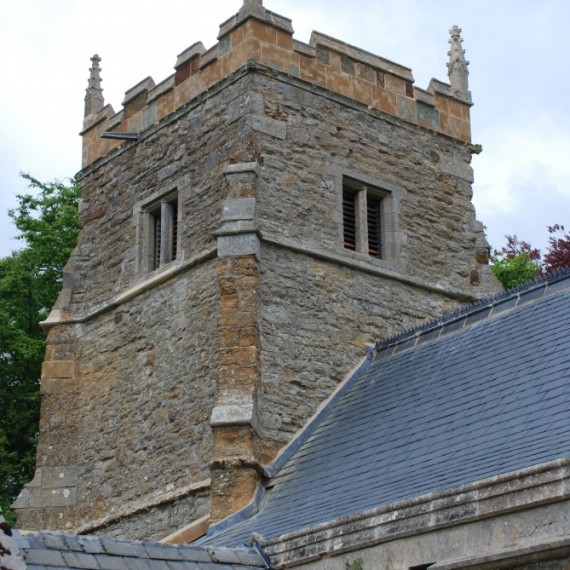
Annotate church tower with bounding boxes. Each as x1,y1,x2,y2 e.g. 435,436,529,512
14,1,499,540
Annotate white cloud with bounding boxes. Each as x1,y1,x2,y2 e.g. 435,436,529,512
475,119,570,215
473,118,570,251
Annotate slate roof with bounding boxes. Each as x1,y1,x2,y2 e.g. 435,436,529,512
11,530,266,569
204,270,570,547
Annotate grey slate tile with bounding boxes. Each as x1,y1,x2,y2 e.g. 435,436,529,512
196,563,233,570
42,533,67,550
177,546,213,562
63,534,87,553
75,536,105,555
207,547,243,564
166,561,199,570
24,548,67,566
144,543,184,560
18,531,264,570
123,557,156,570
62,551,100,569
94,554,128,570
100,537,148,558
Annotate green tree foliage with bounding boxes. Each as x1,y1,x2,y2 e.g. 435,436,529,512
491,226,570,290
0,174,79,523
491,252,542,290
490,234,541,290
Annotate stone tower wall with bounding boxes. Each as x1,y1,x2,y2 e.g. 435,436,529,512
14,1,500,539
15,71,258,537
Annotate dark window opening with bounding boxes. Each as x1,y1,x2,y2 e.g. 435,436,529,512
152,211,162,270
343,188,357,251
367,194,382,257
342,180,384,259
148,195,178,272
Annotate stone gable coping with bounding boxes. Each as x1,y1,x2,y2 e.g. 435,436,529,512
80,104,114,134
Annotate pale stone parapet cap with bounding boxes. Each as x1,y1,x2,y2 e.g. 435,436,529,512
175,42,206,69
122,76,156,105
106,109,124,130
310,31,414,82
148,76,175,104
199,44,219,69
428,77,472,105
218,0,293,39
292,39,314,57
413,86,436,107
81,103,115,133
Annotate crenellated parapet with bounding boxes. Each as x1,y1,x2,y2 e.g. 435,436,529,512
81,1,473,167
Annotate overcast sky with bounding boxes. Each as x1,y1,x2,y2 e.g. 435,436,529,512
1,0,569,258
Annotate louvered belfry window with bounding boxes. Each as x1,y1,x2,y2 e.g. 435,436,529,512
367,194,382,257
153,212,162,270
171,201,178,261
149,195,178,271
342,180,383,259
342,189,357,251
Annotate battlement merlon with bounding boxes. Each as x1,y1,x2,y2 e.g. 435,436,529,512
80,1,474,168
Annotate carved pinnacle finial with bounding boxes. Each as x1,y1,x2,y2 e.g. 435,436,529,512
447,25,470,100
84,54,105,117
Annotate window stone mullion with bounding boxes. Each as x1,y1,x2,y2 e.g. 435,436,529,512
355,187,368,254
160,201,174,265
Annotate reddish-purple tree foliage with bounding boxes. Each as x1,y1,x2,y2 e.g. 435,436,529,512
494,234,541,261
543,224,570,272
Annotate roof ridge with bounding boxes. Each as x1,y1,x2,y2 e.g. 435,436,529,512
374,266,570,358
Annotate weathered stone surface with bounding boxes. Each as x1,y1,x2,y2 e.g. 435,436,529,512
261,461,570,569
88,489,210,542
16,5,501,538
73,266,219,529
